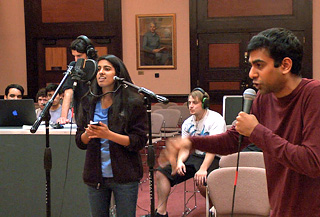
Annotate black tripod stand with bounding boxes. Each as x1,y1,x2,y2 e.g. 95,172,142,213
30,63,74,217
114,76,168,217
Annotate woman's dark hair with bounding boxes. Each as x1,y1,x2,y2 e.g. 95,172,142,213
247,28,303,76
81,55,143,128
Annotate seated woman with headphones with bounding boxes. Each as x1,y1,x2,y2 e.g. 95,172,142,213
154,88,227,217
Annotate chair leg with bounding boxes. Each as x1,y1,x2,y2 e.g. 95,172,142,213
206,187,209,217
182,178,199,216
109,192,116,217
209,206,216,217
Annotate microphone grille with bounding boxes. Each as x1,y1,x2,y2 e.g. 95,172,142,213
243,88,257,100
69,61,76,67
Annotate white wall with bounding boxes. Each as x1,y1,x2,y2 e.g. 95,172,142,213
121,0,190,95
0,0,27,95
1,0,320,96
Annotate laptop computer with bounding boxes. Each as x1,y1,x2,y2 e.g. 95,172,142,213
0,99,36,126
222,95,243,125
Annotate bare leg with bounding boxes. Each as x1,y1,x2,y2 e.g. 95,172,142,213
156,171,171,215
197,185,213,208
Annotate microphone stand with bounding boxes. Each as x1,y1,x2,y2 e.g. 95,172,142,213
115,78,168,217
231,137,243,217
30,64,74,217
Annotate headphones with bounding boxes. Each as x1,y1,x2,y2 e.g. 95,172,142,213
77,35,96,58
189,87,210,109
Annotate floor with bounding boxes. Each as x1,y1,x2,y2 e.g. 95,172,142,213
136,146,207,217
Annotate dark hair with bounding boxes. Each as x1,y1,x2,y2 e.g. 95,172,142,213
45,83,62,95
70,36,98,60
36,88,47,101
247,28,303,75
5,84,24,96
82,54,142,128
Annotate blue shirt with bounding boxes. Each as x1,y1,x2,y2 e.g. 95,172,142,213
94,101,113,177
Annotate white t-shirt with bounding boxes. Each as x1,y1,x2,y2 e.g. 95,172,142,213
49,106,72,124
181,109,226,154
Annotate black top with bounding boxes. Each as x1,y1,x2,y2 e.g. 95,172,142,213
75,95,148,186
62,77,89,122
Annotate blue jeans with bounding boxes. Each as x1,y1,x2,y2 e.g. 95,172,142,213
87,178,139,217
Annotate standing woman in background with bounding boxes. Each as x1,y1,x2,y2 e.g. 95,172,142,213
75,54,148,217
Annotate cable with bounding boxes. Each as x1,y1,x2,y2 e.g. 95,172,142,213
88,82,126,98
231,139,242,217
58,116,74,217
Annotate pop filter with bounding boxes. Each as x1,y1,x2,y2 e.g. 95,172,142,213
71,58,97,83
81,59,97,82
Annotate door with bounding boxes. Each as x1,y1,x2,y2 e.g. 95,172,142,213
197,33,251,110
190,0,312,113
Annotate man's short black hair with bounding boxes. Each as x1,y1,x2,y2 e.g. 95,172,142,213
247,28,303,76
70,36,98,60
5,83,24,96
36,88,47,101
45,83,62,95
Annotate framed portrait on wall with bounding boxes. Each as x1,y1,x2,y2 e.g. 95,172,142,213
136,14,176,69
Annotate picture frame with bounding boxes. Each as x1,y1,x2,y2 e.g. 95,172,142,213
136,14,176,69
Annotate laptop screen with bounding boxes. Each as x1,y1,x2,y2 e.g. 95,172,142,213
0,99,36,126
222,95,243,125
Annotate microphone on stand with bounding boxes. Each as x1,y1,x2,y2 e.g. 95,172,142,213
72,59,85,88
238,88,257,143
113,76,169,104
66,61,76,70
64,61,76,75
71,58,97,88
113,76,125,81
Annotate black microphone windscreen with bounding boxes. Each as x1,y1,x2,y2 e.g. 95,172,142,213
75,58,85,70
81,59,97,82
69,61,76,67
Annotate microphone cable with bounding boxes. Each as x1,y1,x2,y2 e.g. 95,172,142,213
58,109,75,217
88,81,126,98
231,88,256,217
231,138,242,217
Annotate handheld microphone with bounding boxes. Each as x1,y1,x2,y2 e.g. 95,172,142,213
239,88,257,143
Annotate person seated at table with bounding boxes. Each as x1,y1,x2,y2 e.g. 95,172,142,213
45,83,72,124
35,88,48,118
4,83,24,100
